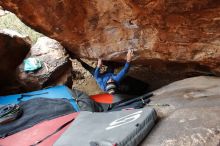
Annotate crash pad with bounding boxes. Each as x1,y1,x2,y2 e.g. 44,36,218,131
0,113,78,146
54,108,157,146
90,93,133,104
0,98,75,138
0,85,79,111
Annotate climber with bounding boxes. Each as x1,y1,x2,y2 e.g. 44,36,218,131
78,50,134,94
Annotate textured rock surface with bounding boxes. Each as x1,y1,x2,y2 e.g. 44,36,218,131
18,37,73,91
0,29,30,95
1,0,220,89
141,76,220,146
1,1,220,62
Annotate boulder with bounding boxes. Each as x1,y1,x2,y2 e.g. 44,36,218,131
0,1,220,62
0,29,31,95
1,0,220,89
141,76,220,146
18,37,73,91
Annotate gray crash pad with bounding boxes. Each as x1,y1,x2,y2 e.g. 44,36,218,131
54,108,157,146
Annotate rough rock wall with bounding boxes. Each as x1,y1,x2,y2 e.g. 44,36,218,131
18,37,73,91
0,29,30,75
142,76,220,146
0,29,30,94
1,0,220,88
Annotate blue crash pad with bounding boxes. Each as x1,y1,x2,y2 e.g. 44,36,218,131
0,85,79,112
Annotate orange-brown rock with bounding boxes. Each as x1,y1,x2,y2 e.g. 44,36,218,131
0,29,30,95
1,0,220,89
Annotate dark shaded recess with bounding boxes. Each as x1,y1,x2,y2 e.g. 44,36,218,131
119,76,149,95
128,59,215,91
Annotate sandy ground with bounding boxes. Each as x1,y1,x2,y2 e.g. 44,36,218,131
71,59,103,95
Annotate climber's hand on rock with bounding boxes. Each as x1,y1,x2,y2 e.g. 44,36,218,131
127,49,134,62
97,58,102,68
